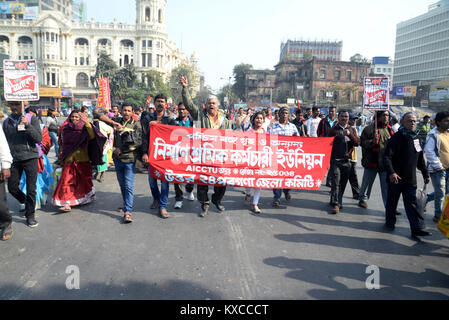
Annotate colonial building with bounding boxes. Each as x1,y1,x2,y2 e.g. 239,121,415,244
275,58,370,106
244,69,276,105
0,0,198,108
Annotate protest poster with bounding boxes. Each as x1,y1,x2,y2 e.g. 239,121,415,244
363,77,389,111
149,123,334,190
3,59,39,101
96,77,111,110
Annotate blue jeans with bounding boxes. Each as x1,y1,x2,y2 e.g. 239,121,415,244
114,160,135,213
148,169,169,209
273,189,290,201
359,169,388,207
430,169,449,219
49,131,59,156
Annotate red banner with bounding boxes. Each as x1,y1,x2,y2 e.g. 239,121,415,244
96,77,111,110
149,123,334,190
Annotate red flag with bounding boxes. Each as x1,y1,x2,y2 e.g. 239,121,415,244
146,95,152,106
296,99,301,110
202,104,206,110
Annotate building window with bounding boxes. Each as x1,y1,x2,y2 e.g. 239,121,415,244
80,57,84,65
142,40,146,48
158,9,162,23
142,54,146,67
75,57,77,65
76,73,89,88
46,73,50,85
51,33,54,42
148,40,152,47
148,53,152,67
145,7,151,21
347,71,352,81
334,70,341,80
320,70,326,79
52,73,56,86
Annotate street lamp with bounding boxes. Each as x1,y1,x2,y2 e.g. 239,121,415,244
220,76,232,109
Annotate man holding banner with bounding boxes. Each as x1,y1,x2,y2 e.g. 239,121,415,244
141,93,178,219
181,75,232,217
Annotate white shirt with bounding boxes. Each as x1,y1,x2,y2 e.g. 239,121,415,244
0,126,13,170
306,117,321,137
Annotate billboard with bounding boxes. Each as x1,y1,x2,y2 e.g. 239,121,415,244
24,6,38,20
372,57,389,65
0,3,10,14
393,86,417,97
10,3,24,14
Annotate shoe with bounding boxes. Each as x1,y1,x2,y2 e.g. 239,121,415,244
174,201,183,209
159,208,170,219
212,200,225,213
395,211,402,216
285,192,292,201
1,223,12,241
433,216,440,223
26,216,39,228
272,200,280,207
331,205,339,214
244,193,251,203
185,192,195,201
411,229,432,237
123,212,133,224
358,201,368,209
384,223,395,231
200,205,210,218
150,200,160,210
251,205,261,214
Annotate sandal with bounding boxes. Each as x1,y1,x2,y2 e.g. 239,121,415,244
123,212,133,224
59,206,71,212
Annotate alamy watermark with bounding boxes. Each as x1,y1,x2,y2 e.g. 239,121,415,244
65,265,80,290
365,265,380,290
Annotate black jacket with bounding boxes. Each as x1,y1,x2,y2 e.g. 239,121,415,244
141,111,178,157
383,130,429,186
3,114,42,162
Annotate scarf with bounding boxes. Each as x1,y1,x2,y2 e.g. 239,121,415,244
368,121,395,169
399,126,418,140
60,116,89,161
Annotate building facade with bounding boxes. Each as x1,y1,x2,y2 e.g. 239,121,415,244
244,69,276,104
370,56,394,90
0,0,197,108
275,59,370,106
393,0,449,87
280,40,342,63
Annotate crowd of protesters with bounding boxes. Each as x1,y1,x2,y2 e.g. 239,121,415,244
0,77,448,241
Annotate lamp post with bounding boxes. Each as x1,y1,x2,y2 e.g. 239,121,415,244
220,76,232,109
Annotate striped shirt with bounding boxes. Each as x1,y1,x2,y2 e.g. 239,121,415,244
268,122,299,136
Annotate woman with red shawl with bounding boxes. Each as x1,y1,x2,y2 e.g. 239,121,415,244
53,110,106,212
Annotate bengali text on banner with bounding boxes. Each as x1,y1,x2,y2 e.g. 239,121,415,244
149,123,334,190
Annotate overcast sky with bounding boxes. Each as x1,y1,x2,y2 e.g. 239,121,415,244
87,0,437,91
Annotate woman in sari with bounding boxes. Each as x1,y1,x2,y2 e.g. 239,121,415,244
53,110,106,212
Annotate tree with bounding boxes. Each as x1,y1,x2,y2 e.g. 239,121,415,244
143,70,171,98
303,52,313,62
232,63,253,102
169,63,200,103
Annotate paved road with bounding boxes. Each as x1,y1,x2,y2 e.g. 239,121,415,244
1,149,448,300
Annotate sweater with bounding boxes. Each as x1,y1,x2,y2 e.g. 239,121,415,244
182,87,232,130
384,130,429,186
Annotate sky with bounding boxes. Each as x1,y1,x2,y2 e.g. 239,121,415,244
87,0,437,92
